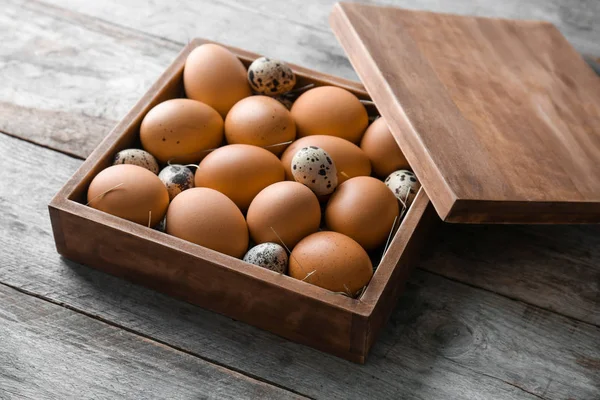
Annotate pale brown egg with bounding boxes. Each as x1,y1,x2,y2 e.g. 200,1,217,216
246,181,321,248
325,176,399,250
183,44,252,117
360,117,409,177
289,231,373,295
87,164,169,227
280,135,371,183
140,99,223,165
166,188,248,258
224,96,296,155
291,86,368,143
194,144,285,212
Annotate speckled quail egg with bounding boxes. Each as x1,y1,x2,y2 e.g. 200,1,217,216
113,149,159,174
385,169,421,208
248,57,296,96
291,146,338,196
243,242,288,274
154,215,167,232
158,165,195,200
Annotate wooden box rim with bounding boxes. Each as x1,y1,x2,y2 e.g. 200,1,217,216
48,38,435,363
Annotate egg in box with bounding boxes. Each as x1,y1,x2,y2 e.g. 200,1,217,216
224,95,296,155
183,43,252,117
87,164,169,227
194,144,285,212
140,98,223,165
291,86,369,144
85,42,420,298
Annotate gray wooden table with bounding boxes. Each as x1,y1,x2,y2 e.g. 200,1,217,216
1,0,599,399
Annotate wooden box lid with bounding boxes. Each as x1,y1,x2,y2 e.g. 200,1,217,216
330,2,600,224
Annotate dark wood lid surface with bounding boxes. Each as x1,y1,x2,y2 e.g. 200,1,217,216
330,2,600,223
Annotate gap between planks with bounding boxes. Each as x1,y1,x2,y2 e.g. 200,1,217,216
20,0,185,49
0,264,586,400
0,128,85,161
0,279,315,400
424,268,600,329
442,356,548,400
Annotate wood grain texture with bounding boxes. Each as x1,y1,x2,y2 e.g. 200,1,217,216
47,38,433,363
0,284,304,400
1,0,599,397
2,133,599,398
211,0,600,56
420,223,600,325
331,3,600,224
3,0,599,160
1,0,593,323
47,0,600,57
0,0,181,158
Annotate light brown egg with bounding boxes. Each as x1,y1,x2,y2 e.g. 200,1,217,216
291,86,368,143
194,144,285,212
87,164,169,227
325,176,399,250
183,44,252,117
289,231,373,295
280,135,371,183
166,188,248,258
246,181,321,248
225,96,296,155
140,99,223,165
360,117,409,178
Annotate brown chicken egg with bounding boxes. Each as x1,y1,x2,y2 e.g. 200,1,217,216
289,231,373,295
183,44,252,117
166,188,248,258
325,176,399,250
360,117,409,177
246,181,321,248
87,164,169,227
291,86,368,144
194,144,285,212
140,99,223,165
225,96,296,155
280,135,371,183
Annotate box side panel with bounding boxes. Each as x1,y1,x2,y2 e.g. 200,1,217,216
55,207,368,362
48,204,67,254
365,194,439,354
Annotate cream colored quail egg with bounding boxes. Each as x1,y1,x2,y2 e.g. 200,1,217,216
113,149,159,174
158,165,195,200
243,242,288,273
291,146,338,196
385,169,421,208
248,57,296,96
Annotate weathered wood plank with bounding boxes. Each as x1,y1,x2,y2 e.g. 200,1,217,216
0,0,181,157
4,0,598,328
0,284,305,400
420,223,600,325
46,0,600,56
3,0,598,160
1,0,599,396
221,0,600,55
1,132,598,399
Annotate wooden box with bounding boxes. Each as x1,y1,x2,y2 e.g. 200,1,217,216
48,38,438,364
49,3,600,363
